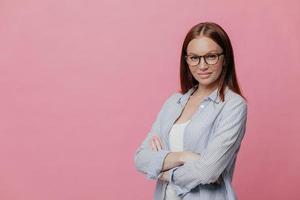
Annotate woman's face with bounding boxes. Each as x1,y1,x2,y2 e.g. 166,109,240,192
186,36,224,89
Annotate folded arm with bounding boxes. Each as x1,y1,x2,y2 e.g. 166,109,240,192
134,92,179,180
168,98,248,198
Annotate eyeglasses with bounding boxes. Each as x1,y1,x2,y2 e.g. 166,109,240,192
185,52,224,66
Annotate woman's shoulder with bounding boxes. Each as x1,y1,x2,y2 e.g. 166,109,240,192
170,91,183,99
164,91,182,104
224,88,247,105
222,88,248,113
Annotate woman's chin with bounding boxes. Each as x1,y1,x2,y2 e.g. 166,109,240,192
195,78,219,88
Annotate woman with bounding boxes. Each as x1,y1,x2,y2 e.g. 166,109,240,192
134,22,248,200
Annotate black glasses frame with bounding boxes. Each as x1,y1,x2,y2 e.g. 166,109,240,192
185,52,224,66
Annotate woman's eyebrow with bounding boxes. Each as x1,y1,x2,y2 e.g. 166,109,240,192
187,50,219,55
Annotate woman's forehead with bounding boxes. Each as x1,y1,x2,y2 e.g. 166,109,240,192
186,37,223,54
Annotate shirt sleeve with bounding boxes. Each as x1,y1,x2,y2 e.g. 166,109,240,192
168,97,248,198
134,92,177,180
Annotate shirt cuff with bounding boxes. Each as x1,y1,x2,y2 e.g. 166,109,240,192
168,166,191,198
146,149,171,180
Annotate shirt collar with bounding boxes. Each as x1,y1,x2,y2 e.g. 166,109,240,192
177,84,224,106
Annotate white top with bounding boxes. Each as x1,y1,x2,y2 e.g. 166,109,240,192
164,120,191,200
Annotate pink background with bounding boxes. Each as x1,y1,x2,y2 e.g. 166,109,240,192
0,0,299,199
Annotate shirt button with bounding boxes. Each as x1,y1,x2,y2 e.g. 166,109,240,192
200,104,205,108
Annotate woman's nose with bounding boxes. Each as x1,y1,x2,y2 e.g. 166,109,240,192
197,57,209,69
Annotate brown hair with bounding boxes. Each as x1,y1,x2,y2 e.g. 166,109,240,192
179,22,247,102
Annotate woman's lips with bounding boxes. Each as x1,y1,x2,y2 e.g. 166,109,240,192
197,72,212,78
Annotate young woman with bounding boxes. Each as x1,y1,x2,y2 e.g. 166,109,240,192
134,22,248,200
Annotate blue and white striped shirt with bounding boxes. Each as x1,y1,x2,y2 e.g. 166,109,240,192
134,85,248,200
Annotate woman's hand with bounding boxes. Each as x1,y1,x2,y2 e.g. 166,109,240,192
150,135,163,151
149,136,222,185
178,151,201,163
158,170,170,182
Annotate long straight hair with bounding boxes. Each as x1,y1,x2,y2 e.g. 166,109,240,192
179,22,246,102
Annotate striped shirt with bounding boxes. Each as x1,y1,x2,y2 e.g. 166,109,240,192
134,84,248,200
164,120,191,200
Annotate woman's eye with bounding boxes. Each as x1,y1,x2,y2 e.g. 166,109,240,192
191,56,198,60
207,54,217,60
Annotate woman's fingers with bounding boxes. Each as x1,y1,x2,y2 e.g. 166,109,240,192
180,151,201,163
154,136,162,151
149,136,163,151
151,139,158,151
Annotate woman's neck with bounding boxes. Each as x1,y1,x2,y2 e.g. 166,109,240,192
192,84,218,98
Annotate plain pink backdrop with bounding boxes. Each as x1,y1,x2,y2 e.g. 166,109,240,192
0,0,299,199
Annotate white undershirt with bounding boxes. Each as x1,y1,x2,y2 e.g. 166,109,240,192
164,120,191,200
